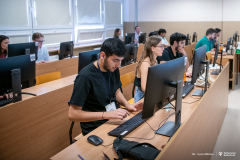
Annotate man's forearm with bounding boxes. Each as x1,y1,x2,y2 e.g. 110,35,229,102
115,89,129,108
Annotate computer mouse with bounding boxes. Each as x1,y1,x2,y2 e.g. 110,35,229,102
87,135,103,146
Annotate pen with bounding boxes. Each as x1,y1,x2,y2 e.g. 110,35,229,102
78,154,84,160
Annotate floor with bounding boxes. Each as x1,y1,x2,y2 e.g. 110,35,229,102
211,74,240,160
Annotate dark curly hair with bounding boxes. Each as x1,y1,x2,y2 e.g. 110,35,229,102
170,32,186,45
100,38,126,57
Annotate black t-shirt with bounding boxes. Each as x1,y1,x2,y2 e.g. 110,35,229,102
69,62,122,135
157,46,183,63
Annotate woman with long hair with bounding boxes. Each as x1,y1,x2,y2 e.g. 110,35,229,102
113,28,121,39
0,35,9,59
134,36,164,102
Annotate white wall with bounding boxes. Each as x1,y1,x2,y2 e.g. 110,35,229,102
137,0,223,22
223,0,240,21
123,0,135,22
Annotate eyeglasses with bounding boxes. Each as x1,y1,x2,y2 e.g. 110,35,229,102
37,40,45,43
155,45,164,48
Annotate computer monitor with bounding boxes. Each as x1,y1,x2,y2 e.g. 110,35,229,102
142,56,186,137
121,44,138,67
138,33,146,44
59,41,73,60
211,42,222,75
78,50,100,73
125,33,135,45
185,34,191,45
192,32,197,43
8,42,38,60
0,54,36,102
191,45,209,97
226,37,231,52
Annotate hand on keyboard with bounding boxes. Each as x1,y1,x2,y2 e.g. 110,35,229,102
0,93,13,100
195,73,214,87
104,108,130,120
126,101,143,112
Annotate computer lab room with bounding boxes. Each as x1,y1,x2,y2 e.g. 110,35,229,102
0,0,240,160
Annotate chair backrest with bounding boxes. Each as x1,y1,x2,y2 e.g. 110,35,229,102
206,52,213,64
120,71,135,88
36,72,61,85
137,44,144,62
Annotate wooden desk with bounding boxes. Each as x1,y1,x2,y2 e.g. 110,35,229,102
0,75,78,160
216,54,237,90
36,57,78,78
185,43,196,65
0,62,138,160
51,64,229,160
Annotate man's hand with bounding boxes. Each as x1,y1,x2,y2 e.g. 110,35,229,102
36,60,46,64
210,48,216,52
186,71,192,77
177,47,187,56
104,108,130,120
0,93,13,99
126,101,143,112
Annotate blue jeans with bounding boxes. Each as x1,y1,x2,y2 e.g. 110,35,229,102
134,86,145,103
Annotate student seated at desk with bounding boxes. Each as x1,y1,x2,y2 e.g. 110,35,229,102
212,28,221,47
134,26,142,43
158,28,170,48
0,35,9,59
148,31,158,37
157,32,192,77
68,38,143,136
0,35,12,100
195,28,216,53
113,28,122,40
134,36,164,103
32,32,49,64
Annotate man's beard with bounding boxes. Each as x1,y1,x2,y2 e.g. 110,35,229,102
103,58,111,72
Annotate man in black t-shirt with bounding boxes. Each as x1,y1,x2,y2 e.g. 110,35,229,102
69,38,143,135
157,32,192,77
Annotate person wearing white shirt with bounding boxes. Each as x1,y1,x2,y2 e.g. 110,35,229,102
158,29,170,48
32,32,49,64
134,26,142,43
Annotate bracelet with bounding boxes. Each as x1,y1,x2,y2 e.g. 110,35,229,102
102,112,104,120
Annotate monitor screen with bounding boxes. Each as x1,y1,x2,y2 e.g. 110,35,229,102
192,32,197,43
121,44,138,67
212,42,220,67
141,57,186,136
185,34,190,45
191,45,206,85
0,54,36,95
125,33,135,45
59,41,73,60
142,56,186,119
78,49,100,73
226,37,231,52
138,33,146,44
8,42,38,60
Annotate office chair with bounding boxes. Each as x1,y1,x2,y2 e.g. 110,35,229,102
36,72,61,85
68,101,82,145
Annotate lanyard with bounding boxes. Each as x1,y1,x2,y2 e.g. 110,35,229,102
97,61,111,102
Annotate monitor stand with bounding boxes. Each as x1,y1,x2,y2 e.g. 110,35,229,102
192,60,209,97
155,80,182,137
11,69,22,102
211,51,223,75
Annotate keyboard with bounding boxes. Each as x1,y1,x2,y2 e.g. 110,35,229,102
0,98,13,107
182,84,194,98
108,111,146,137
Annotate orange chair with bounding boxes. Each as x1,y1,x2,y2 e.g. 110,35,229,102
36,72,61,85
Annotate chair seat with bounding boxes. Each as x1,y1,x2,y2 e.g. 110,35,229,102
36,72,61,85
128,98,135,104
